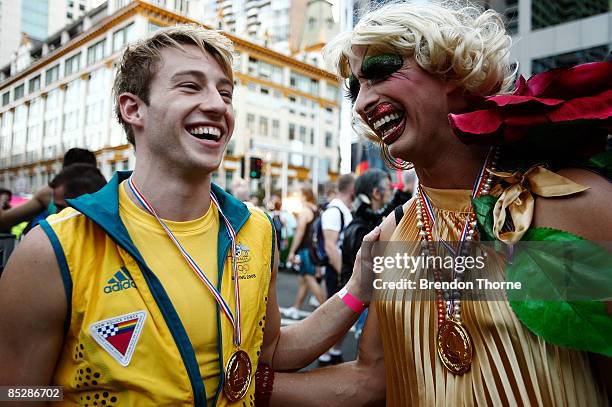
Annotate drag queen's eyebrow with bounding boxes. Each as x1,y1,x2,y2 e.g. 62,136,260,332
344,53,404,102
361,53,404,79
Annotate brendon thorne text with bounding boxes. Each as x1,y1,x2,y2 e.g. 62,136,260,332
373,278,522,291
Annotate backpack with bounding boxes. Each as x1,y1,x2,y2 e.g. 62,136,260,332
308,205,345,267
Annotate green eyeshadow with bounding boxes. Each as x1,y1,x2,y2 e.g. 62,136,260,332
361,53,404,78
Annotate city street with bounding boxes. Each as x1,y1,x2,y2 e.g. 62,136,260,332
276,269,359,371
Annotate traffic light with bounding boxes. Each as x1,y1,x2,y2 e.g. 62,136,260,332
249,157,263,179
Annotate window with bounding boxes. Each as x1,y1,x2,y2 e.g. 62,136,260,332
532,44,610,74
226,140,235,155
87,39,106,65
175,0,188,14
14,84,25,100
64,52,82,76
532,0,608,30
2,92,9,106
113,23,135,52
247,57,283,84
325,131,332,148
325,83,338,100
45,65,60,85
289,123,295,140
67,12,73,19
310,128,314,144
86,100,103,125
28,76,41,93
259,117,268,136
290,72,318,94
225,171,234,194
272,119,279,138
247,113,255,133
299,126,306,142
79,3,85,10
310,78,319,94
260,87,269,95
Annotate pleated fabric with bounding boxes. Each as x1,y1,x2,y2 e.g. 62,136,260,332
376,186,608,406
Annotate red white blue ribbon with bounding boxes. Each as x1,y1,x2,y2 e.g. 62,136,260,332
419,147,494,256
127,178,242,347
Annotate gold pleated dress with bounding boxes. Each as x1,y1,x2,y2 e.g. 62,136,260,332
376,186,608,406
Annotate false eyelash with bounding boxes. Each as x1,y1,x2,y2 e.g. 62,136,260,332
342,83,355,102
343,77,360,103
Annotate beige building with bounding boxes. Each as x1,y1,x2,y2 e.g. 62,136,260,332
0,0,341,197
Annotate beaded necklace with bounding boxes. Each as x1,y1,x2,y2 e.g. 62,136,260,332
415,147,499,374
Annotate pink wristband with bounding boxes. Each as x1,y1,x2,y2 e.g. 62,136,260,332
338,287,366,314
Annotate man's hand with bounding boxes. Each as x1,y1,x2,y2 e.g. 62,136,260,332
345,226,381,306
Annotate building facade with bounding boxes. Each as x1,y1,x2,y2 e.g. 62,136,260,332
0,0,102,67
0,0,341,197
502,0,611,76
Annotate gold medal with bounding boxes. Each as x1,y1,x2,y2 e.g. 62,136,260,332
436,319,473,375
223,349,252,401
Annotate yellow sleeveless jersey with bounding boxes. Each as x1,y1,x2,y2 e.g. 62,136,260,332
40,172,274,406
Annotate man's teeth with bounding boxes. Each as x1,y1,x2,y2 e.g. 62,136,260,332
373,113,401,130
187,126,221,137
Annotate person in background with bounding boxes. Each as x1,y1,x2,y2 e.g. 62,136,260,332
340,169,393,341
379,168,415,218
0,148,97,231
340,169,393,288
323,180,337,205
47,164,107,212
0,188,12,234
319,173,355,364
0,189,11,211
268,194,287,254
286,186,326,319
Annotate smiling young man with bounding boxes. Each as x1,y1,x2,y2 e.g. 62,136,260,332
0,25,379,406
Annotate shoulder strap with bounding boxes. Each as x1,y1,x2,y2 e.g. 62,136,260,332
394,205,405,226
335,206,345,231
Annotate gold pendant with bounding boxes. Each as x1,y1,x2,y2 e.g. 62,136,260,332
223,349,252,401
436,319,473,375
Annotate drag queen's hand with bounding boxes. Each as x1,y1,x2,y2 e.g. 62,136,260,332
346,226,381,307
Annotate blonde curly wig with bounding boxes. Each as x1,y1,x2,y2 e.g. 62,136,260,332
323,0,516,165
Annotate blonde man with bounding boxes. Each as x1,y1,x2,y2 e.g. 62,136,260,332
0,25,378,405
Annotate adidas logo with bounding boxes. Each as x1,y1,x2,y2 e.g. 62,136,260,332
103,268,137,294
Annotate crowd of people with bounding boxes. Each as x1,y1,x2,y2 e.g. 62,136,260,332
0,0,610,405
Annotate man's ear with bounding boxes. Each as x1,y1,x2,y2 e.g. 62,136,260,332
118,92,145,130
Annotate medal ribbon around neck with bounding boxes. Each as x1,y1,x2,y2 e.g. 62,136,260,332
127,178,242,347
419,147,494,257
